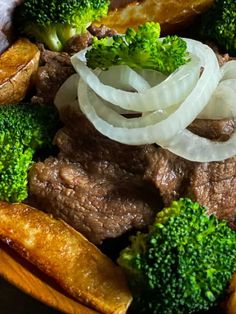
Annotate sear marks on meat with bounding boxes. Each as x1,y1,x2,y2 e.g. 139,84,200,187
145,148,236,229
29,109,159,244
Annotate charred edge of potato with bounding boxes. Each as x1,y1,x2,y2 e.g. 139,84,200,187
0,201,132,314
0,38,40,105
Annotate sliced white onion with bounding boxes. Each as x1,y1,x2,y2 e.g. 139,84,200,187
164,128,236,162
221,60,236,80
199,79,236,119
54,73,79,111
86,86,177,128
96,66,152,115
57,37,236,163
77,39,221,145
71,49,201,112
134,68,167,87
220,78,236,88
97,65,151,92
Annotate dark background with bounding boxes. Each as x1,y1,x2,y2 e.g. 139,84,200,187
0,277,61,314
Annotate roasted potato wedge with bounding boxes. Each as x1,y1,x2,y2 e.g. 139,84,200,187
0,202,132,314
0,38,40,104
99,0,214,33
0,242,100,314
227,273,236,314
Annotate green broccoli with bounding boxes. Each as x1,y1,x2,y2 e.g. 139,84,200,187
118,198,236,314
0,103,59,203
86,22,190,74
15,0,109,51
199,0,236,55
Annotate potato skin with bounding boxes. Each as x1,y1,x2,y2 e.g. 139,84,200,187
227,274,236,314
0,38,40,105
0,201,132,314
99,0,214,34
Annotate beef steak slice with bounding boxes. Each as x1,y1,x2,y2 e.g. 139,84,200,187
29,110,159,244
29,106,236,242
145,148,236,229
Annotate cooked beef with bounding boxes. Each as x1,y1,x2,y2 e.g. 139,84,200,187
188,118,235,141
32,25,118,104
29,109,159,244
64,31,93,54
88,24,117,38
29,102,236,241
55,106,152,174
29,156,157,244
207,40,236,65
30,39,236,241
31,46,74,104
144,148,236,229
64,25,117,55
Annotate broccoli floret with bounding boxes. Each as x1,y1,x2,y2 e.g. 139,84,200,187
15,0,109,51
118,198,236,314
199,0,236,55
86,22,190,74
0,103,59,202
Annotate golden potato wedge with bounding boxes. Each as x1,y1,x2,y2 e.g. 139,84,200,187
99,0,214,33
0,38,40,104
0,202,132,314
227,273,236,314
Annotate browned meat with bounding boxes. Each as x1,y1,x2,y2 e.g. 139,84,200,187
29,103,236,241
56,106,152,174
88,24,117,38
29,156,157,244
32,25,118,104
207,41,231,66
64,25,117,54
29,110,159,244
144,148,236,229
30,42,236,241
64,31,93,54
188,118,235,141
32,47,74,104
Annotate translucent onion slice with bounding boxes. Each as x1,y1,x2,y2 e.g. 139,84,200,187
77,39,221,145
221,60,236,80
134,68,167,87
96,65,151,114
221,78,236,88
199,79,236,119
86,85,177,128
97,65,151,92
164,128,236,162
71,49,201,112
54,73,79,111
